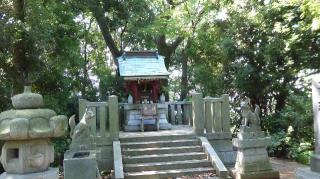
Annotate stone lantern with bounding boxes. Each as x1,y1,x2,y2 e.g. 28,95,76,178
0,86,68,178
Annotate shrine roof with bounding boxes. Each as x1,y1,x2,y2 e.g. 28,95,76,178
117,51,170,80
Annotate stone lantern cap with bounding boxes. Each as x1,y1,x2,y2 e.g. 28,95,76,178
0,86,68,140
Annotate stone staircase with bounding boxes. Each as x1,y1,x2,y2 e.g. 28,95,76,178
120,134,215,179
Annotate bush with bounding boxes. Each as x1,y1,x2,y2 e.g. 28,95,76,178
51,136,71,167
265,91,314,164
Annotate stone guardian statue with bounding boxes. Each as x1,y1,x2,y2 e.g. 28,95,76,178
240,98,261,131
69,108,95,150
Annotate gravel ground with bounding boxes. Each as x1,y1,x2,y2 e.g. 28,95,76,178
270,157,307,179
176,172,216,179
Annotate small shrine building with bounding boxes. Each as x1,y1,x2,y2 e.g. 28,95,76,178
117,51,172,131
118,51,169,103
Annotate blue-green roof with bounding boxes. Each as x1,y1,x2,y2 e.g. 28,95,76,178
118,53,170,79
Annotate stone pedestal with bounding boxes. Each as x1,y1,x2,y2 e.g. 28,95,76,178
123,103,171,131
232,128,279,179
0,167,58,179
63,150,100,179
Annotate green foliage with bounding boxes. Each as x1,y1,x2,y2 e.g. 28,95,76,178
51,136,71,167
266,90,313,164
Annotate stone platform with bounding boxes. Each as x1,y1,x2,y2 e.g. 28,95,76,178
0,168,58,179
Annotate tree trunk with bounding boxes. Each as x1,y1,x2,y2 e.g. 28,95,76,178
180,39,192,101
12,0,27,93
180,49,188,101
89,3,122,64
155,35,183,69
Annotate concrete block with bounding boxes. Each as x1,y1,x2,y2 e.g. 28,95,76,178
0,167,58,179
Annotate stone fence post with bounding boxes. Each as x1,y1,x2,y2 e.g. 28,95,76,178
79,99,87,119
192,93,204,135
109,95,119,140
221,94,231,132
311,77,320,172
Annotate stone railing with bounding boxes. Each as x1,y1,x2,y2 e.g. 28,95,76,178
168,101,192,125
79,95,119,142
192,93,236,166
78,95,119,170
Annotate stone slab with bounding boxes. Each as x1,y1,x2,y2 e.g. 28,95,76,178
233,137,271,148
296,167,320,179
237,131,265,140
0,167,58,179
205,132,232,140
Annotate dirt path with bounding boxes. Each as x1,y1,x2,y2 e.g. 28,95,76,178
270,157,308,179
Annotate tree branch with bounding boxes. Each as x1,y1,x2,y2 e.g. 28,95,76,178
88,1,122,65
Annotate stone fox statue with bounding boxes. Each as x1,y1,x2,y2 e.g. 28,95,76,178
69,108,95,149
241,98,261,131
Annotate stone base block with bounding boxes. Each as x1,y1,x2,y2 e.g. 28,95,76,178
311,154,320,173
0,167,58,179
63,150,100,179
124,123,172,132
296,167,320,179
232,169,279,179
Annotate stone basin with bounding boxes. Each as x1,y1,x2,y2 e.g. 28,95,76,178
0,109,67,140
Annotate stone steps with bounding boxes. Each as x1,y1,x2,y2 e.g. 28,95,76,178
124,167,214,179
123,146,203,156
124,159,211,172
123,152,207,164
120,133,216,178
120,134,196,143
121,139,200,149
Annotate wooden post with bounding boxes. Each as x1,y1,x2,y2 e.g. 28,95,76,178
205,99,213,134
109,95,119,140
192,93,204,135
221,94,231,132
